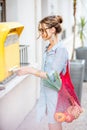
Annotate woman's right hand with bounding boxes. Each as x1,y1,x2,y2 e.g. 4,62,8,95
13,66,35,76
12,66,28,76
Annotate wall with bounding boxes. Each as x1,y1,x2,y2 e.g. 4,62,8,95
0,75,37,130
6,0,18,21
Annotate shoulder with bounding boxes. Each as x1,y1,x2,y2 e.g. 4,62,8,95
56,41,68,54
55,41,69,60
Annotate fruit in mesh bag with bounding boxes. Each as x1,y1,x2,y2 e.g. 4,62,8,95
54,112,66,122
64,112,74,122
66,101,83,119
54,112,74,123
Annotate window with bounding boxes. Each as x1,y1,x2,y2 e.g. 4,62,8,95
0,0,6,22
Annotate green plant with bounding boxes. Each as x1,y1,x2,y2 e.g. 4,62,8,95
43,71,61,91
77,17,87,47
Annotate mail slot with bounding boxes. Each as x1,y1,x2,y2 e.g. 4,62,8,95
0,22,24,83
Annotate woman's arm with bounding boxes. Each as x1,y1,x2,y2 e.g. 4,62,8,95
14,66,47,79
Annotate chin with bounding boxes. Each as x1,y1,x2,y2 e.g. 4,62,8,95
42,37,48,41
44,39,48,41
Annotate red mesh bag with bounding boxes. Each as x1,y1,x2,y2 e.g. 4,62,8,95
54,62,83,123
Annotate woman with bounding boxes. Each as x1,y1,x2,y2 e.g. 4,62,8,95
15,15,68,130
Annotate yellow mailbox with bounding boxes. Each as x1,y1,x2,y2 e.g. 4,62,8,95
0,22,24,83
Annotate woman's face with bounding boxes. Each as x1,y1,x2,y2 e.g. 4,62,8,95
38,24,55,41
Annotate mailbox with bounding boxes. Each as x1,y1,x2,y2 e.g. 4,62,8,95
0,22,24,83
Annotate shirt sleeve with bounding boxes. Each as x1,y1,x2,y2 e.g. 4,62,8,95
47,47,68,81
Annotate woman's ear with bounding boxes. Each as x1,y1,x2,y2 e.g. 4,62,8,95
51,27,56,34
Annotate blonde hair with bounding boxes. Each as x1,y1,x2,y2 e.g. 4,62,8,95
38,15,63,34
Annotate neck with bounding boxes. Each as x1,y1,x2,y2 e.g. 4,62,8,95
47,35,58,51
49,34,58,46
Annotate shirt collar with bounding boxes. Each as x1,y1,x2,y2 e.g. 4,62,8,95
45,41,62,52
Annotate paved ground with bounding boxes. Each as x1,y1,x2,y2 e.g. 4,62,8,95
17,82,87,130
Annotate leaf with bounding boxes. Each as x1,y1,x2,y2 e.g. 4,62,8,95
77,17,87,45
43,72,62,91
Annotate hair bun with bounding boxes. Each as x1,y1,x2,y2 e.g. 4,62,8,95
56,16,63,24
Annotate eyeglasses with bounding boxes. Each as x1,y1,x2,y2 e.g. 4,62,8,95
38,27,50,33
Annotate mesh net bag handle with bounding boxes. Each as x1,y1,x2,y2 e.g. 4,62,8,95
54,61,83,123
